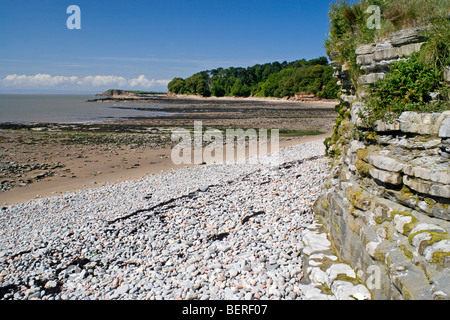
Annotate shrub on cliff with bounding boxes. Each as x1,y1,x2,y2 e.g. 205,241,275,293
363,52,447,126
325,0,450,91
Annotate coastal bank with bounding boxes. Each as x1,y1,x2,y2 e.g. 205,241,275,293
313,26,450,299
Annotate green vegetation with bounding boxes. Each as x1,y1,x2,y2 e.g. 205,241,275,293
168,57,339,99
355,159,372,177
432,252,450,267
392,210,419,236
399,244,414,260
408,230,450,247
324,98,351,157
325,0,450,84
363,52,449,127
324,0,450,156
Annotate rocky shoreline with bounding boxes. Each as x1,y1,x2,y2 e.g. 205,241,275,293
0,95,336,202
0,139,371,300
0,121,325,199
0,123,174,194
87,94,337,124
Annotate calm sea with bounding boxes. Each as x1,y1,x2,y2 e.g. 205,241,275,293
0,94,174,124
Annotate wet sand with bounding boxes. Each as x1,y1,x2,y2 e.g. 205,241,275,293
0,96,336,205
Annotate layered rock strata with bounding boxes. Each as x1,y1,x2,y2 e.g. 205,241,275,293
314,27,450,300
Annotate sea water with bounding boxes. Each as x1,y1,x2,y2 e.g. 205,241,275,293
0,94,174,124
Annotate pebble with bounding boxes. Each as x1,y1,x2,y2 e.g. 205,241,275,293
0,140,330,300
44,280,58,290
115,284,129,295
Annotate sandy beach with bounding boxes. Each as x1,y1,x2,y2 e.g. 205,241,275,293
0,129,332,206
0,96,373,302
0,96,336,205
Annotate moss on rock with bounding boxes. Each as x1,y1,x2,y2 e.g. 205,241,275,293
356,148,369,162
346,187,372,211
392,210,419,236
355,159,373,178
432,252,450,267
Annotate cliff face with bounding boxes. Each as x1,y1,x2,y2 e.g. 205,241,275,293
314,28,450,300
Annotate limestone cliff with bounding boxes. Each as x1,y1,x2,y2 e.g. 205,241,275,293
313,27,450,300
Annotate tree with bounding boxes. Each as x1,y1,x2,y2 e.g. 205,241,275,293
230,79,251,97
196,78,210,97
168,77,186,94
167,57,339,99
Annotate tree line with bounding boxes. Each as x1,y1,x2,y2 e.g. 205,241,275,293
168,57,339,99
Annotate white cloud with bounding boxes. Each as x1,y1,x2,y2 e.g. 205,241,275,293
3,74,78,87
1,73,170,91
128,75,170,88
78,75,128,88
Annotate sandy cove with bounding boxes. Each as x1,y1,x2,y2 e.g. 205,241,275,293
0,132,331,206
0,96,336,205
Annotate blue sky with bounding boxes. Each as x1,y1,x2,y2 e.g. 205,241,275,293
0,0,334,93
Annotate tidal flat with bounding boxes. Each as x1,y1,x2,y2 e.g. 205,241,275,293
0,96,337,205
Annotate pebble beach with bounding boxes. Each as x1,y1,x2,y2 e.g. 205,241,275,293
0,139,331,300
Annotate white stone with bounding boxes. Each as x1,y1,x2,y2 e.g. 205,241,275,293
410,223,447,236
399,111,448,135
309,260,323,267
351,286,372,300
403,156,450,185
44,280,58,289
308,267,328,284
376,227,387,239
411,232,433,248
330,281,372,300
394,214,413,234
424,240,450,262
350,103,367,127
359,73,385,85
444,66,450,83
326,263,356,286
418,201,430,212
357,54,375,66
115,284,129,295
303,245,330,256
355,44,376,55
390,27,422,46
439,117,450,138
366,240,382,258
374,119,400,132
369,167,403,185
350,140,366,154
309,253,339,262
374,46,397,61
302,231,331,255
395,42,424,57
403,175,450,199
367,153,405,173
298,284,336,300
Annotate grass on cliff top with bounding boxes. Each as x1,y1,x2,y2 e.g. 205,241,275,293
325,0,450,88
326,0,450,59
324,0,450,139
362,51,450,127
